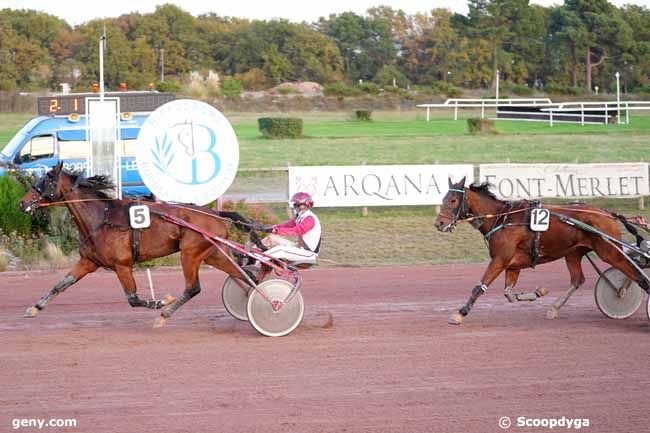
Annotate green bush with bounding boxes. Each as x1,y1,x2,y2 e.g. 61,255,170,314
258,118,303,139
0,174,32,235
356,82,379,94
544,84,585,96
155,80,181,93
323,82,362,97
234,68,269,91
355,110,372,121
432,82,463,98
277,86,301,95
467,118,497,135
374,65,410,88
505,83,534,96
221,77,243,99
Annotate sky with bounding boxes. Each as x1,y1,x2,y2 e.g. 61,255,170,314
2,0,649,26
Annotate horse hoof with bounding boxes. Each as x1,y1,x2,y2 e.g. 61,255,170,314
546,308,559,320
448,313,464,325
535,287,550,297
153,315,167,329
24,307,39,318
162,294,176,306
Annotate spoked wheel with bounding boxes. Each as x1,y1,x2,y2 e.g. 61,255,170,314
646,293,650,321
247,279,304,337
222,265,259,321
594,267,644,319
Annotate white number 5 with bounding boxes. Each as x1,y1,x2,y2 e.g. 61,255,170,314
129,205,151,229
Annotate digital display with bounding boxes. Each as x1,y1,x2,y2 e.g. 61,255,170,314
37,92,176,116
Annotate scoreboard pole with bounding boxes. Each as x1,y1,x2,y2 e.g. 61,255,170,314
99,31,106,101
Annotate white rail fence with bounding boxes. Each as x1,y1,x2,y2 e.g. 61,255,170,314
417,98,650,126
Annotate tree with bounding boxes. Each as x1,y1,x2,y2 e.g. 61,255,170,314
318,11,396,82
464,0,543,88
564,0,634,91
401,9,466,85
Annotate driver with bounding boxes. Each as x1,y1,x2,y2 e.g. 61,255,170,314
257,192,321,264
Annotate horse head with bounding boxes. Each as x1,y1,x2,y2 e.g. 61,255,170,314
434,176,468,232
18,162,69,214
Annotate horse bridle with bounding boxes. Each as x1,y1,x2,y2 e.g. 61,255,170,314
441,187,486,230
440,188,469,229
25,172,59,211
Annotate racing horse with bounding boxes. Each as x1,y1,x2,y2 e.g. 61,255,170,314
434,177,650,325
18,162,252,328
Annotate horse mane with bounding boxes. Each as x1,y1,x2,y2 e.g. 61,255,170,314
63,169,115,199
468,182,499,201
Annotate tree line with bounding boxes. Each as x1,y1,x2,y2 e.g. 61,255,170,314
0,0,648,94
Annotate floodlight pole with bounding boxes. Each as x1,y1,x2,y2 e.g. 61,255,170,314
99,32,106,100
615,72,621,125
495,69,500,103
160,48,165,82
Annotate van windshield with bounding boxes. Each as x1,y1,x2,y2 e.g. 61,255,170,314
1,117,49,160
1,130,28,159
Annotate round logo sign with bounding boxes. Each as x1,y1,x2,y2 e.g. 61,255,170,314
136,99,239,205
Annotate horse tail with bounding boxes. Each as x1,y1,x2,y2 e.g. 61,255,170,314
218,211,253,232
612,212,644,247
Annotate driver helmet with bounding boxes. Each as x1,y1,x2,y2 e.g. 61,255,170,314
290,192,314,209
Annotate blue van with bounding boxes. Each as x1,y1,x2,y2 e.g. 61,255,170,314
0,92,175,196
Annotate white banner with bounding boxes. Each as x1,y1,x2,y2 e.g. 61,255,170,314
289,165,474,207
479,163,649,199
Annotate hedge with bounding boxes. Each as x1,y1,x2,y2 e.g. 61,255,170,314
355,110,372,121
0,174,32,235
258,117,303,139
467,118,497,135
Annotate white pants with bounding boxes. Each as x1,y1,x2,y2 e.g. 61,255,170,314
262,234,318,265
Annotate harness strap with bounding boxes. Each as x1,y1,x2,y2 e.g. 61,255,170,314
530,201,542,268
132,228,141,263
484,224,505,240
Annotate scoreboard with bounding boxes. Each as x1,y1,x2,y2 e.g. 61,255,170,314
36,92,176,116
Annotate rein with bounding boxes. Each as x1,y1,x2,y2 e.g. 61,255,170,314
455,203,619,225
36,198,115,208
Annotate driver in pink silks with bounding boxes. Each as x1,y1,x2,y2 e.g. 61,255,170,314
256,192,321,265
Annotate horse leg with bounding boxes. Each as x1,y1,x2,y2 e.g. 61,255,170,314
154,251,205,328
503,269,549,302
592,239,650,294
24,257,98,317
547,252,585,319
116,265,175,310
449,257,508,325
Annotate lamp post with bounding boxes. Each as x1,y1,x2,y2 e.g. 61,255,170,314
615,72,621,125
495,69,500,103
160,48,165,82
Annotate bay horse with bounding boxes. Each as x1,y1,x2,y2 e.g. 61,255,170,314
18,162,252,328
434,177,650,325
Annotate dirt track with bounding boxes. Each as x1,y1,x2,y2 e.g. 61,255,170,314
1,261,649,433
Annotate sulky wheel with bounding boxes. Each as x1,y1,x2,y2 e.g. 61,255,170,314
647,293,650,321
247,279,304,337
222,265,259,321
594,267,644,320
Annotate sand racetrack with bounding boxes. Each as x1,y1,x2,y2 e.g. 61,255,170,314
1,261,649,433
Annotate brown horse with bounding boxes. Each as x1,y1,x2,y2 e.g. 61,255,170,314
434,177,650,325
18,162,251,328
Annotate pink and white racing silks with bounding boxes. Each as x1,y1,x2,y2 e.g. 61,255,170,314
273,209,322,253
